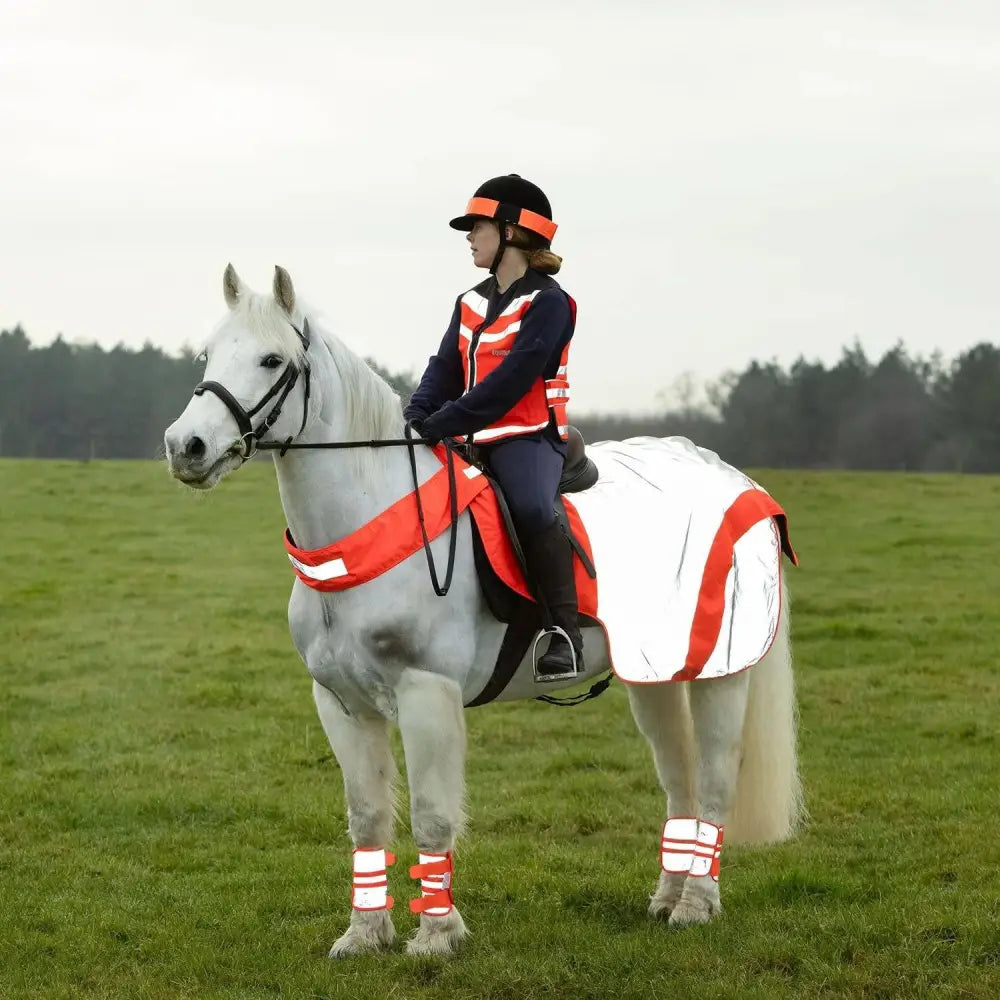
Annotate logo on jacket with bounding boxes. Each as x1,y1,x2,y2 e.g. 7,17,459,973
491,349,511,357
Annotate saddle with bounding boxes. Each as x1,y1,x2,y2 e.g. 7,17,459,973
464,426,604,707
286,428,795,703
559,426,600,494
283,426,604,707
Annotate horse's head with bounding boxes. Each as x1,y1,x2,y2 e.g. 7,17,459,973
164,264,312,490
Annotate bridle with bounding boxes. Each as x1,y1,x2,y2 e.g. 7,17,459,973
193,319,312,461
188,317,458,595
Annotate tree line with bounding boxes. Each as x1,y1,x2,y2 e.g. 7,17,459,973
2,324,999,472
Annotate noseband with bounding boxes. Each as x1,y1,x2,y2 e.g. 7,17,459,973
193,320,312,460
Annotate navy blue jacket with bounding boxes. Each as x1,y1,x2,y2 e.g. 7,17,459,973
404,270,574,447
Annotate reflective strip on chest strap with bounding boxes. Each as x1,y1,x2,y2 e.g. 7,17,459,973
282,445,491,593
289,555,348,581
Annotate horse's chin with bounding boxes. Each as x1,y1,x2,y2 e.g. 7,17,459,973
169,450,242,491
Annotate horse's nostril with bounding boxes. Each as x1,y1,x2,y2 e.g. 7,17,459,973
186,435,206,459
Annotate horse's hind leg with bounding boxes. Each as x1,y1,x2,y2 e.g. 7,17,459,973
396,668,469,958
627,682,697,919
313,681,399,958
670,671,751,926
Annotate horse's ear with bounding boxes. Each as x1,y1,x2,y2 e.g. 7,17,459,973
223,263,243,310
273,265,295,315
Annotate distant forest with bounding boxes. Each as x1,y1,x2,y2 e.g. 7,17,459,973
2,324,999,472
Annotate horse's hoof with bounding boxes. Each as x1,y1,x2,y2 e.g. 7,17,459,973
649,872,686,919
405,910,468,957
328,913,395,958
648,894,678,920
668,894,719,927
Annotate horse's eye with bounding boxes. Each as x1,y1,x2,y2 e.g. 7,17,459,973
261,354,283,370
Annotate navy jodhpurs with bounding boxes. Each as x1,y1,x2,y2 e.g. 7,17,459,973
481,435,565,536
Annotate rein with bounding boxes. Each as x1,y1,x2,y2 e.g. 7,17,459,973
194,318,458,595
194,318,607,707
263,426,610,707
259,427,462,599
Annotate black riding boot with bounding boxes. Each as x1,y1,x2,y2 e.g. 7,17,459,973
521,521,585,680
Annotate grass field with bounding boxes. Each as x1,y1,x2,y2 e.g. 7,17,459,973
2,457,999,999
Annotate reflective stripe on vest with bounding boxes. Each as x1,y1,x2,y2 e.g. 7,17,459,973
544,351,571,441
457,288,572,445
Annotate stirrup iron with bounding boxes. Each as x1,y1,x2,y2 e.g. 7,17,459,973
531,626,582,684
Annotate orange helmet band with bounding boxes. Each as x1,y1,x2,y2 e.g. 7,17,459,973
462,197,558,241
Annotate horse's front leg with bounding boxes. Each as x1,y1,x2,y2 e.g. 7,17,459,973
395,668,469,957
312,681,399,958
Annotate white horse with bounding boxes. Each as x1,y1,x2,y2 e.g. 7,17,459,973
164,265,802,958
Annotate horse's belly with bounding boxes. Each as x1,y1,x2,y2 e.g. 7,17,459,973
465,610,612,705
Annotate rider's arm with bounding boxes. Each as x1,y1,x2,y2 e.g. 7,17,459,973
403,300,465,424
421,289,571,440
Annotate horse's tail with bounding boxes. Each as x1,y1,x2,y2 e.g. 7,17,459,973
727,579,804,844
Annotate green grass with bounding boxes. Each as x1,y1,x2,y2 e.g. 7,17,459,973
2,458,999,999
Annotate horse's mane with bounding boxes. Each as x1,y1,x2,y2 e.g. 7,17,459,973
218,292,403,462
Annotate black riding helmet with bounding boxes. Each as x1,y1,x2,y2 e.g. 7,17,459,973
450,174,557,274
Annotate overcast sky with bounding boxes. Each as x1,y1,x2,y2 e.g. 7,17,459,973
2,1,998,412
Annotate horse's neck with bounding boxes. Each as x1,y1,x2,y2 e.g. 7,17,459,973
271,398,437,551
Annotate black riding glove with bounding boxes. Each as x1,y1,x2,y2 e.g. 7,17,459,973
418,413,445,445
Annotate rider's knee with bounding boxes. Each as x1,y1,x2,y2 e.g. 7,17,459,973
509,501,555,536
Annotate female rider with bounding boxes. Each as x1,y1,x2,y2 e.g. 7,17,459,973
404,174,582,681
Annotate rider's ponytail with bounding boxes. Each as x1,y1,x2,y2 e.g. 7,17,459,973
509,225,563,275
526,247,563,275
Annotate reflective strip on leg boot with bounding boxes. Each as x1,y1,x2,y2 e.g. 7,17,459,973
660,817,698,874
689,820,724,881
352,847,395,911
409,852,454,916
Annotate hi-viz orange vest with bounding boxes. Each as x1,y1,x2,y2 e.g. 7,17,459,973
457,284,575,445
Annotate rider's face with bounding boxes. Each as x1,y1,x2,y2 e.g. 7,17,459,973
467,219,501,269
